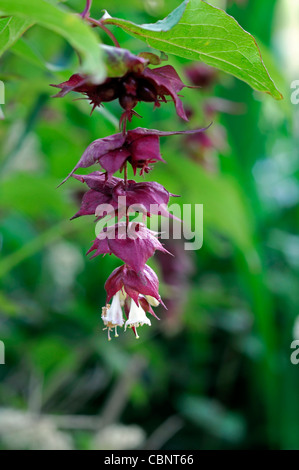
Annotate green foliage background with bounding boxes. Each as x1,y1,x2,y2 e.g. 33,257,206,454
0,0,298,450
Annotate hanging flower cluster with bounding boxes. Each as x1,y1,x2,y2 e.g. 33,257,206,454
52,27,208,340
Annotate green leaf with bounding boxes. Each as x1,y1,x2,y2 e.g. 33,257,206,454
10,37,47,69
0,16,32,56
104,0,282,100
103,0,188,32
10,37,70,71
0,0,105,81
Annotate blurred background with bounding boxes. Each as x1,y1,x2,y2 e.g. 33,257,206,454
0,0,299,450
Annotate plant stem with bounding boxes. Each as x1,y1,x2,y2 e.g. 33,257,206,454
80,0,92,18
124,161,128,188
87,18,120,48
124,162,130,228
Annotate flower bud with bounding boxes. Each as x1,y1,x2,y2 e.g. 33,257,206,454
145,295,160,307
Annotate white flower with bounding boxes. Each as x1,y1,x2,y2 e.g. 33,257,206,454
102,291,124,340
125,301,151,339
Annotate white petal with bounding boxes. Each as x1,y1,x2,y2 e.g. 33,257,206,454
102,291,124,327
125,301,151,329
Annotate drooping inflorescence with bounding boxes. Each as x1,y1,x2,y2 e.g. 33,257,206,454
52,12,208,340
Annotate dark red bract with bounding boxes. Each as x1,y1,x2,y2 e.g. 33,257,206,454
71,171,178,220
87,222,170,272
51,64,189,122
105,263,163,306
59,127,210,184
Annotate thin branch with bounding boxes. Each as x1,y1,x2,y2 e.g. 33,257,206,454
87,18,120,48
124,161,128,189
123,161,130,227
80,0,92,19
